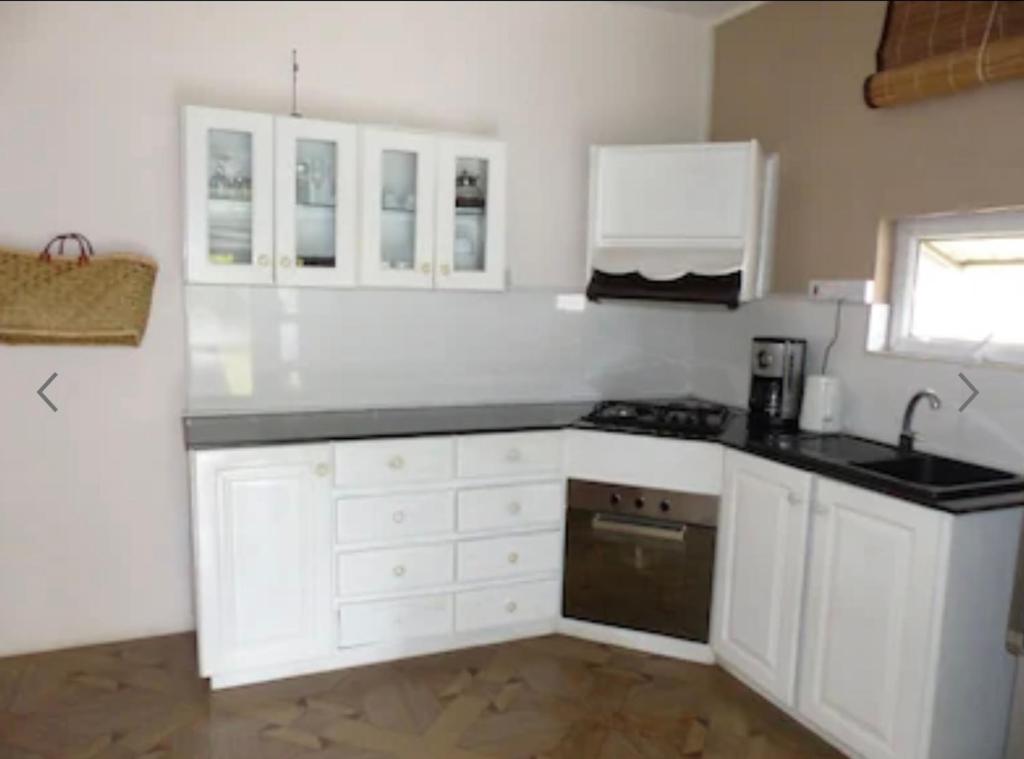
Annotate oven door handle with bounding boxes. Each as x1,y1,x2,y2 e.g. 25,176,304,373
591,513,688,542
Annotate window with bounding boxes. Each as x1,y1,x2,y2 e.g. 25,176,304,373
889,209,1024,364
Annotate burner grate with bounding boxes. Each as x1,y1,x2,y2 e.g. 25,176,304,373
583,398,731,437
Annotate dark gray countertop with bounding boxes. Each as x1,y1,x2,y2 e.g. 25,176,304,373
183,400,1024,516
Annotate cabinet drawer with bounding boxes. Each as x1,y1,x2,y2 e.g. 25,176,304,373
338,594,453,648
457,482,564,533
337,543,454,597
337,491,455,544
455,580,559,633
457,531,562,582
334,437,454,488
457,431,563,479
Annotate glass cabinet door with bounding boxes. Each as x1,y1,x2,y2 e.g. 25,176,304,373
184,106,274,285
435,137,506,291
359,128,436,289
274,118,357,287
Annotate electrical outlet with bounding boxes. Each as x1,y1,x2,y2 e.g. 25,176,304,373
808,279,875,303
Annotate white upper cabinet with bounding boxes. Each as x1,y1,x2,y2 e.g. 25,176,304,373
587,140,777,301
799,478,946,759
712,451,812,707
359,127,437,289
435,137,506,291
184,106,275,285
274,117,358,287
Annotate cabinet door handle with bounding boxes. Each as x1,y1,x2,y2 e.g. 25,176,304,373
507,501,522,515
393,565,406,577
257,254,270,267
388,455,406,470
505,448,523,463
505,601,518,614
315,463,330,478
392,510,406,524
507,552,519,565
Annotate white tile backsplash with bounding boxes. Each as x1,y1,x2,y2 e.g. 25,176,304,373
186,288,1024,473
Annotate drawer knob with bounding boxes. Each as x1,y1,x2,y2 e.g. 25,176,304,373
279,256,292,268
315,463,329,477
508,501,522,515
505,448,523,463
787,492,802,507
505,601,518,614
392,510,406,524
420,262,432,274
440,263,451,276
257,254,270,267
388,455,406,470
508,552,519,565
393,565,406,577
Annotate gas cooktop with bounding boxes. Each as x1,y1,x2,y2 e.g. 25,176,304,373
578,398,732,439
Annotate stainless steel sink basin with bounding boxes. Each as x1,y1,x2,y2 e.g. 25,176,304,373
853,453,1022,499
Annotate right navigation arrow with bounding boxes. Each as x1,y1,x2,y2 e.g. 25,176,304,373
958,372,979,412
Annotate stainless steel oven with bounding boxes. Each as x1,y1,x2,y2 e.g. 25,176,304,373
562,479,718,642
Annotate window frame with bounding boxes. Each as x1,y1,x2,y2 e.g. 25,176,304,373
888,208,1024,366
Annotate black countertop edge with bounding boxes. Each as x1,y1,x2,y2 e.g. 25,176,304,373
183,401,1024,516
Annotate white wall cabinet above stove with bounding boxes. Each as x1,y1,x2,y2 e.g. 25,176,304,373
586,140,777,301
183,106,506,291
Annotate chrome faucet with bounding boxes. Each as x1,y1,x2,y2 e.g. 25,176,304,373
899,390,942,452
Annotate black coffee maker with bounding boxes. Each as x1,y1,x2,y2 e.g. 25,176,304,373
748,337,807,430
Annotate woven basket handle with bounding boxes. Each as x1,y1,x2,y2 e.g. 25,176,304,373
40,233,93,265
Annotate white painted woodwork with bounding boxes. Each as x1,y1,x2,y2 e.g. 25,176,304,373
456,530,561,583
593,143,750,246
799,478,947,759
457,481,564,533
183,106,275,285
359,127,437,289
434,136,507,291
586,140,774,301
565,429,722,494
336,490,455,545
333,436,454,488
712,451,812,706
273,116,358,287
338,593,453,647
191,444,331,675
456,431,563,479
455,579,560,633
336,542,455,598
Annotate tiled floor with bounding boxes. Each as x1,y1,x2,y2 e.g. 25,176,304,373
0,633,844,758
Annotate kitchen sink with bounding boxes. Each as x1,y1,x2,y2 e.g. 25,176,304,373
852,453,1023,500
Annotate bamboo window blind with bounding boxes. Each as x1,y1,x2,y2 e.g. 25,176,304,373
864,0,1024,108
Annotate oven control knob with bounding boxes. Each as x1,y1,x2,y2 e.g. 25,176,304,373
659,500,671,513
610,493,621,505
634,497,644,509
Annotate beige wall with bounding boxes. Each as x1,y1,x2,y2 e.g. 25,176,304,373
712,0,1024,294
0,1,710,655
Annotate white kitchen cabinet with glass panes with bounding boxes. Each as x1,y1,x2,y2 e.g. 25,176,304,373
184,106,358,287
361,127,506,291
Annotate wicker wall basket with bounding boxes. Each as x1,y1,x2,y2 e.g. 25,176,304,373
0,234,158,346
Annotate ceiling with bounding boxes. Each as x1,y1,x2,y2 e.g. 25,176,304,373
626,1,763,22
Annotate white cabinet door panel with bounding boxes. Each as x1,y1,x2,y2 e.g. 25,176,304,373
337,543,455,598
333,436,454,489
457,482,563,533
337,491,455,545
593,144,749,245
192,445,332,674
457,531,561,583
799,478,947,759
338,594,453,648
457,431,563,479
712,451,812,706
455,580,559,633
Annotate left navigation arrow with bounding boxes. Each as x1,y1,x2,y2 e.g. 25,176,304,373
37,372,58,412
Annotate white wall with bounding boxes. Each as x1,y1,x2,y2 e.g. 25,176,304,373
0,1,712,655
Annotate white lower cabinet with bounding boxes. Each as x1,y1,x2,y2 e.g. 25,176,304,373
191,444,333,676
714,452,1023,759
712,451,812,706
192,431,563,689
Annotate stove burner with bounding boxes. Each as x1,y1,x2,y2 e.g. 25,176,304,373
582,398,731,438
